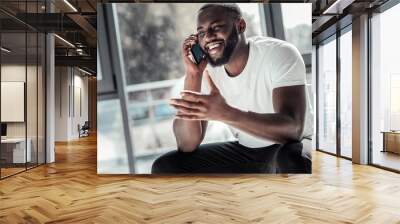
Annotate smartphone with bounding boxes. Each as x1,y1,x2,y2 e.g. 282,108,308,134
190,43,205,64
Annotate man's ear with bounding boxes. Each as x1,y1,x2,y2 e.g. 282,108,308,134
238,18,246,34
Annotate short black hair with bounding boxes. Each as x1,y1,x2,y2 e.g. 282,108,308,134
198,3,242,20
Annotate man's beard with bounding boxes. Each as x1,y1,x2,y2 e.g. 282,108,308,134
206,27,239,67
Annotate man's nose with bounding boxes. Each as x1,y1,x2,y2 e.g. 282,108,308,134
204,29,217,42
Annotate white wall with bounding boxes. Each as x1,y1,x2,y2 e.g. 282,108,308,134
55,66,89,141
72,73,89,137
55,66,69,141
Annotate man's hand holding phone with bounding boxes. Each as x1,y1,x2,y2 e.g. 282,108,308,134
171,34,209,152
182,34,207,77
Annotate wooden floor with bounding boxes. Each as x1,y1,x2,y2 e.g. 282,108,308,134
373,151,400,171
1,134,400,223
1,167,26,178
1,163,44,178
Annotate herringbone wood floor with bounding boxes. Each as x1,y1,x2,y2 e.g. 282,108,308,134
1,134,400,224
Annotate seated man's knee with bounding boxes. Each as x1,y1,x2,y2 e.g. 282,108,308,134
151,150,182,174
276,141,309,173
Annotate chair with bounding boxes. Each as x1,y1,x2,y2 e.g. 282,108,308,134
78,121,90,138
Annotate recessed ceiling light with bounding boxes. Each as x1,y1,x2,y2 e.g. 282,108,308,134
54,34,75,48
78,67,92,76
63,0,78,12
322,0,354,15
1,47,11,53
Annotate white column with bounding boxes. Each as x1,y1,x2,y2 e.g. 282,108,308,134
352,14,369,164
46,32,55,163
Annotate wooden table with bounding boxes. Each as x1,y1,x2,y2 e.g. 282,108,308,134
382,131,400,154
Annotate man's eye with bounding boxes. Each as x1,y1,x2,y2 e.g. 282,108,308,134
213,25,222,31
198,32,205,38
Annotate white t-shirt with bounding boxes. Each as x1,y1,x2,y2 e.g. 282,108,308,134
201,36,314,148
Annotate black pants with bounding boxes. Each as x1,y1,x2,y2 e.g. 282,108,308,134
152,141,311,174
151,141,285,174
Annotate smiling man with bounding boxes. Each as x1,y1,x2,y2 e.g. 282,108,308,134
151,3,313,173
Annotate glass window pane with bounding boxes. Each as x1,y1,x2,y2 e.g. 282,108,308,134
318,37,337,154
0,1,46,178
97,99,129,174
339,29,352,158
371,4,400,171
27,31,38,168
281,3,312,54
1,31,27,177
238,4,263,37
117,3,263,86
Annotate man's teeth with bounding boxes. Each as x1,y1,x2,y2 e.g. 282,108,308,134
208,43,222,50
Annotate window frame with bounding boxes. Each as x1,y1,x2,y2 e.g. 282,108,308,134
368,0,400,173
97,3,136,173
314,22,353,160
